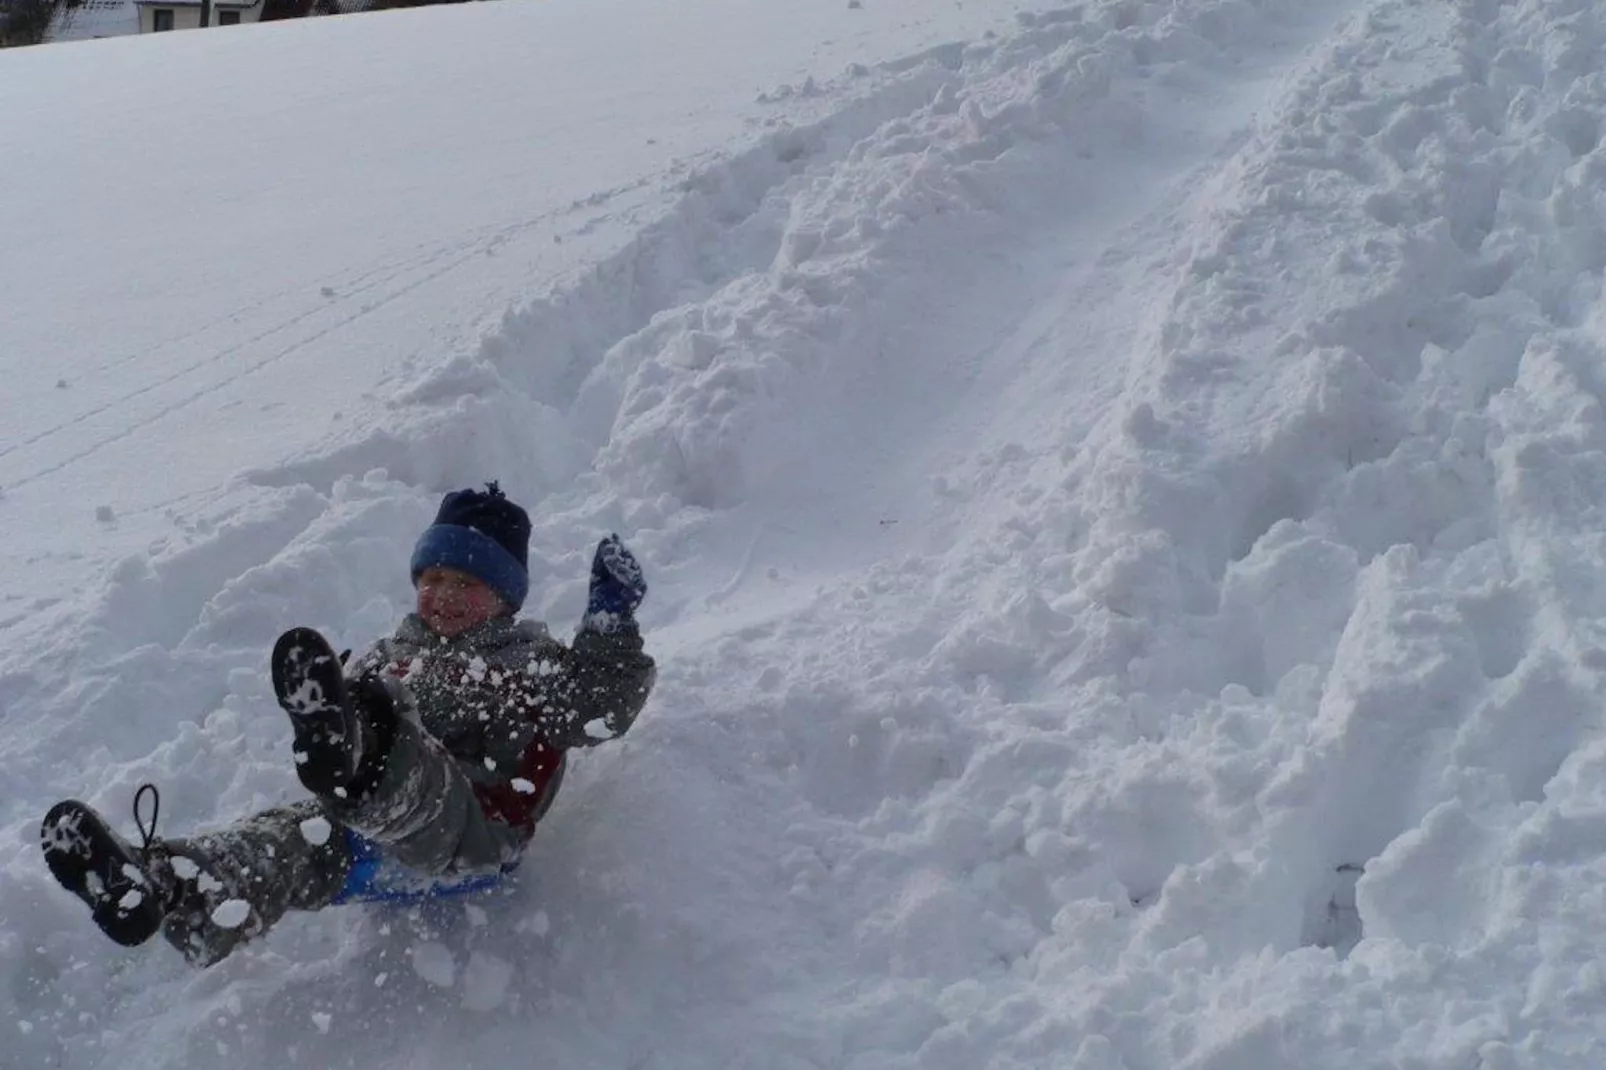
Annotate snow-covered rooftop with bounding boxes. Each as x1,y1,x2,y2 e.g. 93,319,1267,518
47,0,136,41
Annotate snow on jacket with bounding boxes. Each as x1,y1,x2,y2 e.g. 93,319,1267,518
342,613,655,862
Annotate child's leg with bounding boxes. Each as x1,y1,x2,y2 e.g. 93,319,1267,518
158,800,352,967
269,628,520,880
318,716,524,877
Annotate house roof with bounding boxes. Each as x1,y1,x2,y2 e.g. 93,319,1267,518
48,0,138,39
132,0,261,7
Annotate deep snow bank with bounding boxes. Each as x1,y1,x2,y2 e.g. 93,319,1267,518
5,0,1606,1067
0,0,1054,635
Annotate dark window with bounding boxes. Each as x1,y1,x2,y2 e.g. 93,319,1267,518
217,9,238,22
151,7,173,29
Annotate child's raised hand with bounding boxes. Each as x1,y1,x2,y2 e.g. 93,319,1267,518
585,535,647,632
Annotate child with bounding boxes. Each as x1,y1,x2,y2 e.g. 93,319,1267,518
39,483,655,967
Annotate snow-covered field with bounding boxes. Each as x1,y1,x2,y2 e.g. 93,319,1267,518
4,0,1606,1065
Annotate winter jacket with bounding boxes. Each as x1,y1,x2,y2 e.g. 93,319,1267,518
329,613,655,872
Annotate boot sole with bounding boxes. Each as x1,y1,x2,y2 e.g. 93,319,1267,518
40,801,165,947
271,627,359,794
271,627,348,718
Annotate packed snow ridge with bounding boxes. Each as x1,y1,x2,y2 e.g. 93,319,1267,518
3,0,1606,1066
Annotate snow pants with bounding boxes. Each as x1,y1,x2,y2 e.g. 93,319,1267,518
161,716,527,967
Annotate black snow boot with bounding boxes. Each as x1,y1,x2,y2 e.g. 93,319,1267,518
40,784,177,948
271,626,394,799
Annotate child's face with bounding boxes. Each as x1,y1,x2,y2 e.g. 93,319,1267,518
416,567,508,638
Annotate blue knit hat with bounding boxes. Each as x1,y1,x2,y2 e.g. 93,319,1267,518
410,482,531,611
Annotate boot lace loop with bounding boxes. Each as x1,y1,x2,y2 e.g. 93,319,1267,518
132,782,161,855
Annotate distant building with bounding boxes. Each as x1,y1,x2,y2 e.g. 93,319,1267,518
132,0,263,31
41,0,285,39
11,0,434,45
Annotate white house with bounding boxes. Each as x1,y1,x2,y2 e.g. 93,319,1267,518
133,0,263,31
42,0,264,40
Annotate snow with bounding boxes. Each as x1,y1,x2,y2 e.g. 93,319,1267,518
4,0,1606,1066
209,899,252,930
409,940,457,989
459,951,514,1013
298,815,334,846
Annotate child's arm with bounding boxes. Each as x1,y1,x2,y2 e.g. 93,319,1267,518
521,533,656,747
392,621,655,757
522,623,656,748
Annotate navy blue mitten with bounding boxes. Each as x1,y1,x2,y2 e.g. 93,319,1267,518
584,535,647,633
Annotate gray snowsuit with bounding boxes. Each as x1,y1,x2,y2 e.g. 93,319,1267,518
156,614,655,967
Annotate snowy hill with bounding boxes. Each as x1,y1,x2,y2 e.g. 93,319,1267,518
4,0,1606,1066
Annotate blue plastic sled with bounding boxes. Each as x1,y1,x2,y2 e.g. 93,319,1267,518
331,828,518,905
